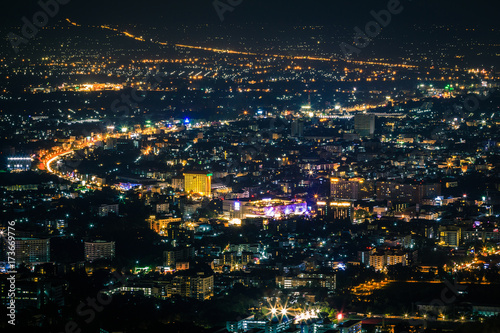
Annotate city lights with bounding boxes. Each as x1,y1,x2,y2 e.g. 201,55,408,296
1,2,498,332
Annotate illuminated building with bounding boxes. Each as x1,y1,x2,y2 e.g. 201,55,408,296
163,246,194,267
156,203,169,214
241,251,253,266
227,315,291,333
377,182,414,203
386,252,407,266
331,178,359,200
372,206,388,217
339,320,362,333
0,280,38,309
226,315,263,333
330,178,374,200
368,249,408,271
439,226,461,247
224,199,307,219
276,273,336,290
1,184,39,191
462,228,500,242
368,253,385,271
7,156,32,171
118,182,141,191
354,114,375,137
376,181,441,204
316,200,353,221
84,240,115,262
330,178,369,200
184,171,212,196
13,238,50,264
170,271,214,300
358,247,375,265
97,204,119,217
176,262,190,271
148,216,182,235
223,251,238,267
106,285,152,297
172,175,184,191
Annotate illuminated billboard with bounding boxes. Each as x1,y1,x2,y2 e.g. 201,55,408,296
227,199,308,219
262,203,307,217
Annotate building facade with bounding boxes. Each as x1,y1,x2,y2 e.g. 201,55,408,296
84,241,115,261
184,171,212,196
14,238,50,264
354,114,376,137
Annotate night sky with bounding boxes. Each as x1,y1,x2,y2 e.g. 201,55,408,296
1,0,498,28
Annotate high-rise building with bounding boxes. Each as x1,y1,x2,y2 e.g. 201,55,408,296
376,181,442,204
170,271,214,300
105,137,117,150
330,178,359,200
0,278,67,310
439,226,461,247
172,175,184,191
291,120,304,137
184,171,212,196
163,246,195,267
13,238,50,263
97,204,119,217
358,247,375,265
84,241,115,261
317,200,353,222
0,280,38,309
369,253,385,271
192,272,214,300
354,114,376,137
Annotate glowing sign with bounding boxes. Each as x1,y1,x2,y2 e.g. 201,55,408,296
330,202,351,207
119,183,141,191
263,203,307,217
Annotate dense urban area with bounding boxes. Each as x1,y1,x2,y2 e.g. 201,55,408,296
0,6,499,333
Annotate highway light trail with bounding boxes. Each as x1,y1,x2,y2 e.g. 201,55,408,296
68,19,419,69
46,151,73,174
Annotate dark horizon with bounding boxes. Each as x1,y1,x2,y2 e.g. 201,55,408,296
1,0,499,27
